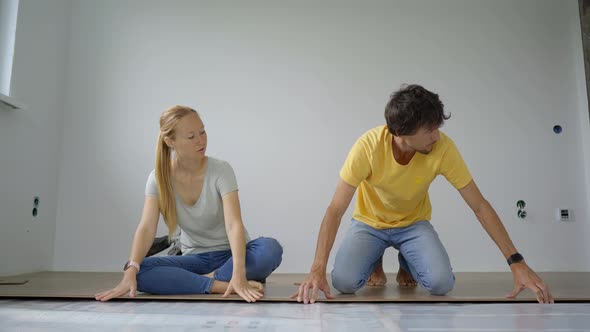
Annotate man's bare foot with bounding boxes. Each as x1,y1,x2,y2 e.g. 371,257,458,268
396,266,417,287
367,264,388,286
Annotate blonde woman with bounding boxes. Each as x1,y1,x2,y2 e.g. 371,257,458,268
95,106,283,302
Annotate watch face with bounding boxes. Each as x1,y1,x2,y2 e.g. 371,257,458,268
508,253,524,264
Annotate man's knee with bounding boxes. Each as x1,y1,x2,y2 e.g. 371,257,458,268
423,270,455,295
331,270,365,294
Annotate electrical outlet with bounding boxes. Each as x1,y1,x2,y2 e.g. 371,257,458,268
32,195,39,219
556,208,573,222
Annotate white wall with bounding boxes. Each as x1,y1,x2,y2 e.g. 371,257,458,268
51,0,590,273
0,0,71,276
575,1,590,275
428,0,590,272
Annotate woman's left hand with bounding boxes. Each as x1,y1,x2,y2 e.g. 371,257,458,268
222,276,264,302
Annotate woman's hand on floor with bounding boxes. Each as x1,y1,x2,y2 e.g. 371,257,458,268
94,270,138,302
222,277,263,303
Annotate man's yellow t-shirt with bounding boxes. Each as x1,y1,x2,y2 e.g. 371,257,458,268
339,125,473,229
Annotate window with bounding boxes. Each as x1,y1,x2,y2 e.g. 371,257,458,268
0,0,21,110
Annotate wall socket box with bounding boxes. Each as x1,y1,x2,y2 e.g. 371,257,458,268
556,208,573,222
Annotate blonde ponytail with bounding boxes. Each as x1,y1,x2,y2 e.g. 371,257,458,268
155,132,177,239
155,105,198,240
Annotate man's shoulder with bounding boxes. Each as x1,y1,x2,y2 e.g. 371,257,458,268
436,130,452,149
432,131,463,159
364,125,388,137
358,125,388,145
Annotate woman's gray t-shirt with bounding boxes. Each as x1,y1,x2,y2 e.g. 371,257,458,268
145,157,250,255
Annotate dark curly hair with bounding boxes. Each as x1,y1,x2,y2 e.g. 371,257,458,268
384,84,450,136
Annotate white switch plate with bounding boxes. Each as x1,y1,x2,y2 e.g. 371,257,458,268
556,208,573,222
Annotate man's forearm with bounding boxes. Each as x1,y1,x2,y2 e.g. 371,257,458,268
475,200,518,260
311,207,343,273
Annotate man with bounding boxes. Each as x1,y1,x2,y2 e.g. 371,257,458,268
293,84,553,304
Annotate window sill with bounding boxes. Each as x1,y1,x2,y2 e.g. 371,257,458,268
0,93,25,111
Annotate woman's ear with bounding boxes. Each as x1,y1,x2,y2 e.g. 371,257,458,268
163,136,174,149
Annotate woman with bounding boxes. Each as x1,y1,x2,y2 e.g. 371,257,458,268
95,106,283,302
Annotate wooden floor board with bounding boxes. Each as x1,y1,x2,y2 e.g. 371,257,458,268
0,272,587,302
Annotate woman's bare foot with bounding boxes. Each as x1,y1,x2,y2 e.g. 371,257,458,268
367,264,388,286
396,266,417,287
202,271,264,292
210,280,265,294
247,280,264,293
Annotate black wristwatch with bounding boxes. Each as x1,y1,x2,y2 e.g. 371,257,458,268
507,253,524,266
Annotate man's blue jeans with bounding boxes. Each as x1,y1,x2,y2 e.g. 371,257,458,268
331,219,454,295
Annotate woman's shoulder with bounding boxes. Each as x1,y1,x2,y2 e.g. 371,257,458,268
146,169,156,181
207,157,234,175
207,156,231,168
206,157,238,190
